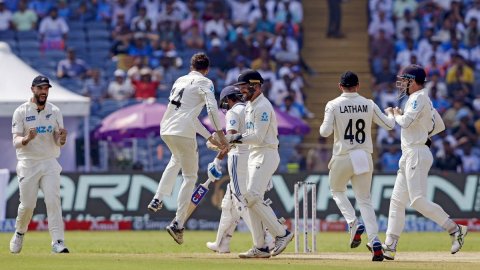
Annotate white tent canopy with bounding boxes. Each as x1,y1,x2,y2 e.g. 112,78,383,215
0,42,90,117
0,42,91,171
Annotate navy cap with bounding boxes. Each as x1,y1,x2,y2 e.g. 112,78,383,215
220,85,241,102
340,71,359,87
32,75,52,87
234,69,264,85
399,64,426,83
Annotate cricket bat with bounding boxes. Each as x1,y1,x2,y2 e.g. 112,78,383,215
185,178,213,220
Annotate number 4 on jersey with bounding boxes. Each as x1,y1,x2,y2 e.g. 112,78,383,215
344,119,366,144
170,88,184,110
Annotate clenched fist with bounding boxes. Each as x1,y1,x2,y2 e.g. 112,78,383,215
26,127,37,141
58,128,68,145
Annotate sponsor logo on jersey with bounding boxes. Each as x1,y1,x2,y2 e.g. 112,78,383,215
229,119,236,126
261,112,269,121
412,100,418,110
246,121,254,129
35,125,54,134
26,116,35,122
46,114,52,119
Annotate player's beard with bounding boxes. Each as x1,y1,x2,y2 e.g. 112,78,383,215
34,93,48,106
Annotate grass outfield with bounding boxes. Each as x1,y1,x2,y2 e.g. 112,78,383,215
1,231,479,270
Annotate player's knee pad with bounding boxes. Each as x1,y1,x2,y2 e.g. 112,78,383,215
221,185,233,210
244,191,262,208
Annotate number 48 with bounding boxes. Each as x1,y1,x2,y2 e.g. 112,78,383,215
344,119,366,144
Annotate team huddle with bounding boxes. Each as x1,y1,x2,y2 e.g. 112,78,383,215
10,53,468,260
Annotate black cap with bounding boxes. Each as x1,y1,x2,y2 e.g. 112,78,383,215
340,71,359,87
399,64,426,84
219,85,241,102
32,75,52,87
234,69,264,85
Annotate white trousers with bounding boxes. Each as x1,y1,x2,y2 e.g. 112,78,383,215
154,135,198,228
328,153,379,243
212,153,252,246
386,146,450,237
15,158,64,242
245,149,285,248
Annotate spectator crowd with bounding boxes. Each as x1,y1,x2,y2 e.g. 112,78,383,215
369,0,480,173
0,0,311,172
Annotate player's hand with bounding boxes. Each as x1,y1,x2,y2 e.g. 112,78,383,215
207,132,224,149
385,107,394,115
206,139,221,151
58,128,68,144
26,127,37,141
207,161,222,182
225,133,242,144
393,107,403,116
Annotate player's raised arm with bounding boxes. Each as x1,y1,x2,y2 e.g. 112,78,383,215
198,79,228,147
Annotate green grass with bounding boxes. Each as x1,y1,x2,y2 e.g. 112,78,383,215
1,231,479,270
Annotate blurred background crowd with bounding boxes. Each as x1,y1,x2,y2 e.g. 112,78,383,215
1,0,480,174
369,0,480,173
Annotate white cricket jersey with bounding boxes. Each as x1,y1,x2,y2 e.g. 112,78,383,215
160,70,222,139
226,102,249,155
241,93,279,150
11,101,64,161
395,88,436,149
320,92,395,156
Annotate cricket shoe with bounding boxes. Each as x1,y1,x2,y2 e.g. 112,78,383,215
239,247,271,258
366,241,384,261
381,243,396,260
10,232,24,254
349,220,365,248
264,230,275,251
166,221,184,245
147,198,163,212
206,241,230,253
52,240,69,253
450,225,468,254
271,230,294,256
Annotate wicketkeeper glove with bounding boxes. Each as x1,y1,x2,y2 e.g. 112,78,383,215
207,158,222,181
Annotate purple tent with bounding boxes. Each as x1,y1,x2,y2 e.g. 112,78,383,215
202,108,310,135
95,102,167,141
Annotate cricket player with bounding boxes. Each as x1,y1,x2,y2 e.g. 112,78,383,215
10,75,69,254
205,86,274,253
225,70,293,258
147,53,227,245
320,71,395,261
383,64,467,260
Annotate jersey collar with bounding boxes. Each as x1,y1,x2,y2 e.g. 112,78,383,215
189,70,204,76
250,93,264,106
340,92,359,97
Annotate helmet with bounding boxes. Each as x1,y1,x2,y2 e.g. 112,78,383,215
219,85,242,110
396,64,426,99
233,69,264,86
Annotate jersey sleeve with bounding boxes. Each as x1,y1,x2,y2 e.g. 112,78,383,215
194,118,212,140
198,79,223,132
225,110,240,132
12,108,24,134
240,104,272,145
372,101,395,130
395,95,425,128
319,102,335,137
